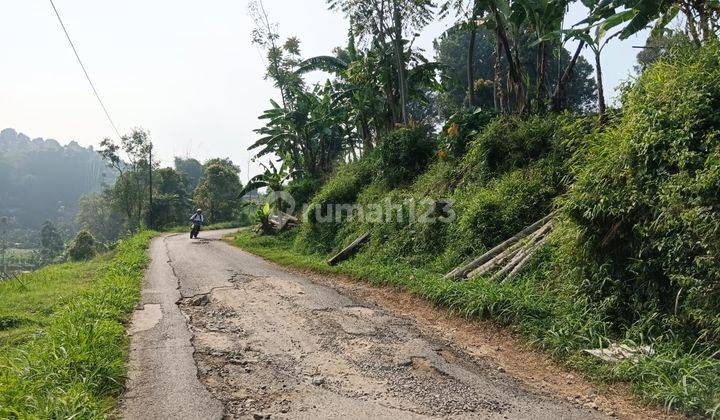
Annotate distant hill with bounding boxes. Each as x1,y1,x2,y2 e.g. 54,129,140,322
0,128,116,246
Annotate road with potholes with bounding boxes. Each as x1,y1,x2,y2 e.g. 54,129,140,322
120,229,611,419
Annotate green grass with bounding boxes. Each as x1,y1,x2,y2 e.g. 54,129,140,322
0,254,111,348
231,229,720,417
0,231,156,418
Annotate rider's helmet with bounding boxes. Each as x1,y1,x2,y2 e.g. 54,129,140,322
196,208,202,213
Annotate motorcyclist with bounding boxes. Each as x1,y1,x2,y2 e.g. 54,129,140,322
190,209,205,239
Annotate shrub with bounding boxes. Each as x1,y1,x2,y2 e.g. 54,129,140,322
377,126,435,187
286,176,321,213
438,109,495,158
295,158,378,253
560,42,720,346
0,231,154,418
66,230,97,261
457,114,561,187
442,164,558,268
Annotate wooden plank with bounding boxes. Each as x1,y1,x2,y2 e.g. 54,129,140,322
327,232,370,266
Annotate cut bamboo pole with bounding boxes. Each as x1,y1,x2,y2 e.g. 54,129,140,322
468,239,524,278
491,230,550,283
468,221,552,279
327,232,370,266
445,214,553,280
502,235,550,283
269,211,300,232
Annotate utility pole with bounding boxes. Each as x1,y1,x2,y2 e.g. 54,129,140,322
148,144,153,228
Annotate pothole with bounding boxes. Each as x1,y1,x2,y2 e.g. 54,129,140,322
128,303,162,334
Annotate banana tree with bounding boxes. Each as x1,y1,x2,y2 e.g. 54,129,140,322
565,22,623,118
327,0,435,125
241,159,296,197
250,84,349,178
296,31,438,149
512,0,570,110
439,0,485,109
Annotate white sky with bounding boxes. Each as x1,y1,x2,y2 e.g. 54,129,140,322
0,1,648,180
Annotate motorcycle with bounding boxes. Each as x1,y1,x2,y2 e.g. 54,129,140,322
190,221,201,239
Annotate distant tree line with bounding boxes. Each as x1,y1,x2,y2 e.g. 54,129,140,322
73,128,245,244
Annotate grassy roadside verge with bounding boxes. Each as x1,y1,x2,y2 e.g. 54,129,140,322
0,253,112,349
231,229,719,417
0,231,156,418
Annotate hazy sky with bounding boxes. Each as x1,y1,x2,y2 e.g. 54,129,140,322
1,1,648,180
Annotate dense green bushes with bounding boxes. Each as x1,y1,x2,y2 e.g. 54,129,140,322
66,230,98,261
296,156,377,253
438,109,496,158
561,43,720,347
377,126,435,187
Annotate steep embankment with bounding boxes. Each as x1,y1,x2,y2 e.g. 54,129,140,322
235,43,720,416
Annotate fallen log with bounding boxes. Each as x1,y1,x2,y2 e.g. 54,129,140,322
269,211,300,232
445,214,553,280
468,221,552,279
327,232,370,266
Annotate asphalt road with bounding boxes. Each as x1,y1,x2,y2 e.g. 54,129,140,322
121,229,605,419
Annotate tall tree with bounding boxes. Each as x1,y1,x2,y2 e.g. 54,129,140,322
99,128,154,231
328,0,435,125
193,159,242,222
39,220,64,263
152,168,190,229
434,25,596,117
76,191,125,244
174,157,204,192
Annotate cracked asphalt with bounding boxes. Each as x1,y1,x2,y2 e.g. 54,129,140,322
121,230,606,419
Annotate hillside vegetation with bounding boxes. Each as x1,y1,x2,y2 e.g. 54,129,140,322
235,43,720,416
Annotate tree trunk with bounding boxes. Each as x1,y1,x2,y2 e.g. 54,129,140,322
501,235,550,282
594,49,606,119
327,232,370,265
467,9,479,109
490,2,525,112
490,227,549,283
682,4,702,46
551,40,585,111
361,116,373,152
392,0,408,125
147,145,153,228
468,220,552,279
493,28,505,112
696,0,711,42
536,41,547,111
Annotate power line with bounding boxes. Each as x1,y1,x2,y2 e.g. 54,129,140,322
49,0,121,139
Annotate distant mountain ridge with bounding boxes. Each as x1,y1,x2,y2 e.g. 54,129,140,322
0,128,92,155
0,128,117,245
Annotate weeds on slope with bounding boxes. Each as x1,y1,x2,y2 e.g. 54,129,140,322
0,231,156,418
